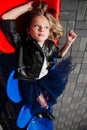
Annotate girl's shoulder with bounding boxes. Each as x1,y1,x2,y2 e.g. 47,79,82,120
44,40,57,49
45,40,54,45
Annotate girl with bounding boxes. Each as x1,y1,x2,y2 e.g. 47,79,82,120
0,1,77,120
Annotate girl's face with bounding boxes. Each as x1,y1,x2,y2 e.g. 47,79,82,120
28,15,50,46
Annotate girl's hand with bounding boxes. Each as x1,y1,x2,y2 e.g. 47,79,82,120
67,30,77,46
61,30,77,57
26,1,33,11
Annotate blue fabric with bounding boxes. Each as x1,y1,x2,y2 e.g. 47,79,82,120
18,56,76,115
39,56,75,103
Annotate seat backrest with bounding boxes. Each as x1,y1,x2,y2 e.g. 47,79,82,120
6,70,22,103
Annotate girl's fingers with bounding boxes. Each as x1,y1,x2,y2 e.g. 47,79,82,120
67,30,77,44
68,30,77,39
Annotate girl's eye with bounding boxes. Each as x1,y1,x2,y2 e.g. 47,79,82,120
34,24,49,30
45,26,49,29
34,24,39,27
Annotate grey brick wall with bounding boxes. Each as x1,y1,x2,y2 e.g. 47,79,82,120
53,0,87,130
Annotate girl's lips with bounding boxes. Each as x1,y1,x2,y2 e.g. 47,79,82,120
38,34,45,37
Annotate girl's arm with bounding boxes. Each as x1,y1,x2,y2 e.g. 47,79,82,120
1,1,33,20
61,30,77,57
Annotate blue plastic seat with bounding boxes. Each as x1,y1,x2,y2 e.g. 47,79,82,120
6,70,22,103
6,70,53,130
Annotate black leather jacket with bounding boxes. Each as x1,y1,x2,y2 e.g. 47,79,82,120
0,20,62,80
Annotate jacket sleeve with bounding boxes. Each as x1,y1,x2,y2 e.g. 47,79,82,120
0,20,22,49
52,44,62,58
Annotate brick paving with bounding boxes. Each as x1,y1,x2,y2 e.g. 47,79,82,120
0,0,87,130
53,0,87,130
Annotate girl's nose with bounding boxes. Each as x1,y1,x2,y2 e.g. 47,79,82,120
39,26,44,32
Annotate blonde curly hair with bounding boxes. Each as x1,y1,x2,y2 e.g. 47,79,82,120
26,1,63,41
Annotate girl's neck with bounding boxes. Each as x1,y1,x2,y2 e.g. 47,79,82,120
37,42,44,48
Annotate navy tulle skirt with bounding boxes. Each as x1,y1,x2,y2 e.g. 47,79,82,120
18,57,75,115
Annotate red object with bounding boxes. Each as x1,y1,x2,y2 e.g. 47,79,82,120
0,0,61,53
0,0,29,53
